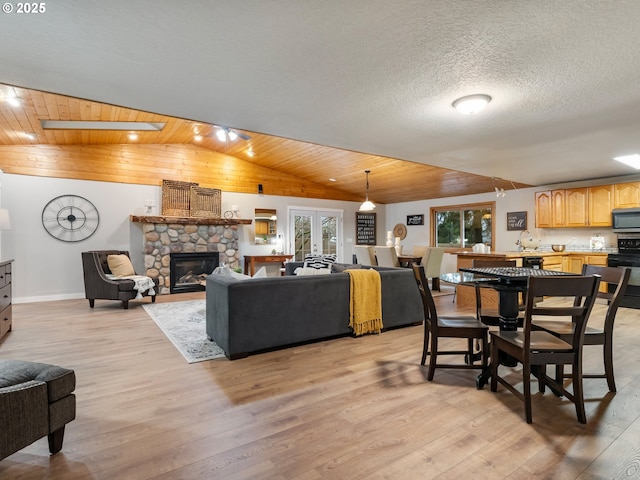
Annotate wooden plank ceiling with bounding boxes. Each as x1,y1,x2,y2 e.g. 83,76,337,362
0,84,529,204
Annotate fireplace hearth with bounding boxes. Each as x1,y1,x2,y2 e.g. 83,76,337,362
170,252,220,293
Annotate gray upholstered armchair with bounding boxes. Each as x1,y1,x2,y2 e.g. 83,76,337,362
82,250,158,309
0,359,76,460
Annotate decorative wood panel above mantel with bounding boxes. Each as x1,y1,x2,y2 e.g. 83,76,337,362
130,215,252,226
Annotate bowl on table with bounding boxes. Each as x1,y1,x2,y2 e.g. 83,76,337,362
551,244,566,252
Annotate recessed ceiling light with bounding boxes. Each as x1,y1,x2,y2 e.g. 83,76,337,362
613,154,640,169
193,134,203,142
452,94,492,114
5,97,20,107
24,132,36,140
246,148,255,157
128,132,139,141
329,178,337,182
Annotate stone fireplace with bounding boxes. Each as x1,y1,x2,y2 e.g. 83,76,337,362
131,215,251,294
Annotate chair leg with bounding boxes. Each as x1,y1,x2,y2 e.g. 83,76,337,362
481,335,489,371
573,359,587,424
88,299,95,308
538,364,546,393
431,277,440,291
122,300,129,309
490,341,499,392
48,426,65,454
604,336,616,392
427,335,438,381
421,322,430,366
523,363,533,424
151,295,157,304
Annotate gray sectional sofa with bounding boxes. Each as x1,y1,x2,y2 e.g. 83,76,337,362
206,263,423,359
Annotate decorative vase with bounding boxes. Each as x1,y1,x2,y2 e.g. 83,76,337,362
394,237,402,255
386,231,394,247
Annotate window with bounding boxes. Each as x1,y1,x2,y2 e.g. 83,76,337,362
431,202,495,248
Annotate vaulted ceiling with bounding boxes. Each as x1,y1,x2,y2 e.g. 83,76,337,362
2,2,640,204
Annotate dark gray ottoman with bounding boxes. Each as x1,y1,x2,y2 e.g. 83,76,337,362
0,359,76,460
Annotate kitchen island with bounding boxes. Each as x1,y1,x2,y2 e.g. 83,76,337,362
453,251,609,308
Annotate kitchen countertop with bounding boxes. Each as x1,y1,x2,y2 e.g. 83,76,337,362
455,251,611,257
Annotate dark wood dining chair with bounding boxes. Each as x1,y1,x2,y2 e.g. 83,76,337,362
412,264,489,383
490,274,601,424
532,265,631,392
472,259,519,326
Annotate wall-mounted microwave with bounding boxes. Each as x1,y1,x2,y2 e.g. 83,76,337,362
612,208,640,232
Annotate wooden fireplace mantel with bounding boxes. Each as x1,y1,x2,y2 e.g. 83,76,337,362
130,215,252,226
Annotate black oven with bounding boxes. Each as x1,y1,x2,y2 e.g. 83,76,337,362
608,235,640,309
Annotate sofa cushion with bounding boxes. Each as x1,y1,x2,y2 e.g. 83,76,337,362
303,254,337,269
107,254,135,277
294,267,333,276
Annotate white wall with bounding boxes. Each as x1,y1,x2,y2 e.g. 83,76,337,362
1,174,380,303
1,172,626,303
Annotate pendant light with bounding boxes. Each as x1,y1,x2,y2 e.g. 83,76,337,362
359,170,376,211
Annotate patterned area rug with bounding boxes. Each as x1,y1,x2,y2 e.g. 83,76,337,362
143,300,226,363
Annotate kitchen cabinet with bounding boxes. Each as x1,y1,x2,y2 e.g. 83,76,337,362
565,188,588,227
535,185,613,228
567,254,608,292
588,184,614,226
542,255,565,271
551,190,566,227
614,182,640,208
535,190,566,227
255,220,269,235
535,191,552,228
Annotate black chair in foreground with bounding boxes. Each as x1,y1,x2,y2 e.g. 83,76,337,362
412,264,489,384
490,274,601,424
533,265,631,392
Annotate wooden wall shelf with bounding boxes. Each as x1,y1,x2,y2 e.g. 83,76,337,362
130,215,252,226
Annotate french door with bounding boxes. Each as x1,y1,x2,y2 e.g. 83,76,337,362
289,208,342,262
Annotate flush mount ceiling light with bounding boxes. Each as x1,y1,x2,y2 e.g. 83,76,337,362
359,170,376,211
613,154,640,169
40,120,166,131
452,94,492,114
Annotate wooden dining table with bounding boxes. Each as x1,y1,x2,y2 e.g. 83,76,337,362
397,255,422,268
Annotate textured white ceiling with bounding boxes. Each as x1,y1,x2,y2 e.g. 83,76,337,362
2,0,640,187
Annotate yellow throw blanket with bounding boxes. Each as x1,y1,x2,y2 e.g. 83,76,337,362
345,269,383,336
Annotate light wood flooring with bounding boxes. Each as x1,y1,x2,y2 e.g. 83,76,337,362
1,291,640,479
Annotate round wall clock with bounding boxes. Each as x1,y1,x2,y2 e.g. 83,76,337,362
42,194,100,242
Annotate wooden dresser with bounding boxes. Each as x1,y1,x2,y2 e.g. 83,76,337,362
0,260,13,341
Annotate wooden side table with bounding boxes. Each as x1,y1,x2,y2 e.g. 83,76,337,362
244,255,293,276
